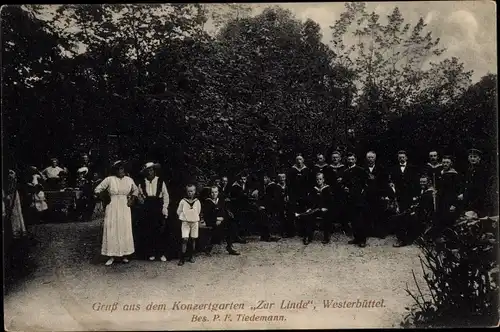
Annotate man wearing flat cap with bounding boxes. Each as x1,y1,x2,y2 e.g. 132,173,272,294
458,149,489,217
137,162,170,262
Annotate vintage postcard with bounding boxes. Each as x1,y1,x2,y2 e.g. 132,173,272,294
2,2,498,330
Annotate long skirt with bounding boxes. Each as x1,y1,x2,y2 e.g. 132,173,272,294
101,195,134,257
9,191,27,239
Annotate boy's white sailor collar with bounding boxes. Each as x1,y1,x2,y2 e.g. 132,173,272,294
292,164,307,171
315,163,328,168
183,197,199,203
330,163,345,168
206,197,219,204
314,184,329,191
232,181,245,188
278,182,286,189
265,181,275,186
427,162,443,168
441,168,458,174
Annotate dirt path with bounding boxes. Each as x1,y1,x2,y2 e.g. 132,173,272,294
4,220,424,330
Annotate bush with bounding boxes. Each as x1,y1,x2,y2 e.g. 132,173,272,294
402,215,499,328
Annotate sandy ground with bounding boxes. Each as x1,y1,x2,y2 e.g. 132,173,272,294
4,219,425,331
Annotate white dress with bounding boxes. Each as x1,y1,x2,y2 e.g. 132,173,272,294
94,176,138,257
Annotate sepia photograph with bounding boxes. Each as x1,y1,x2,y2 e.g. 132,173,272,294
2,1,499,330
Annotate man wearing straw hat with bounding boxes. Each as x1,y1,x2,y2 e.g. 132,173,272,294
137,161,170,262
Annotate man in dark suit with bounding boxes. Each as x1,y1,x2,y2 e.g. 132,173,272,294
363,151,390,238
202,186,240,256
275,172,294,237
342,153,369,247
288,154,311,237
393,174,436,247
389,150,419,214
256,174,281,242
228,173,251,243
328,150,347,232
458,149,489,217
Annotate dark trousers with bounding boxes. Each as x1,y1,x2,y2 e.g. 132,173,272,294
348,201,366,243
278,206,295,237
365,197,386,237
140,199,166,257
77,196,96,221
290,196,308,237
235,204,272,239
206,219,236,250
391,212,424,243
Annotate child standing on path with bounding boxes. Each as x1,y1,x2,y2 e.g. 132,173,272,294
177,184,201,266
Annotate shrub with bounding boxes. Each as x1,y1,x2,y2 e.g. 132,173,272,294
402,215,499,328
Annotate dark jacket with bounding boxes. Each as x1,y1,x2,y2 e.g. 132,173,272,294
422,163,443,188
259,182,280,213
288,165,311,199
462,164,488,215
229,181,249,211
436,168,461,213
389,163,419,209
202,197,227,227
341,165,368,205
275,182,289,211
308,184,333,211
363,164,389,202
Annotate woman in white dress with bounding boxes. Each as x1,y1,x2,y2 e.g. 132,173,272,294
94,161,139,266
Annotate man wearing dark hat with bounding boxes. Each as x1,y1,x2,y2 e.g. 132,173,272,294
458,148,489,217
137,162,170,262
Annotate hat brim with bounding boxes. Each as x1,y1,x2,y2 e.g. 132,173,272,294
140,163,161,174
111,160,128,169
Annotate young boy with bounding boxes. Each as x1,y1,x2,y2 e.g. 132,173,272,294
177,184,201,265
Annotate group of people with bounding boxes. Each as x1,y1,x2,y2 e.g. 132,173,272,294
90,147,492,267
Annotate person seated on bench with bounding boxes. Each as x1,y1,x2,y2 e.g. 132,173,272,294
297,173,332,245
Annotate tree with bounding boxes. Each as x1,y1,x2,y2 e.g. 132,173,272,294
1,5,64,166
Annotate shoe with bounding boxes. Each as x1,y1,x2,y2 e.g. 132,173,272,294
393,241,408,248
178,260,185,266
160,255,167,262
322,239,330,244
227,248,240,255
149,256,156,261
348,239,359,245
188,257,195,263
235,237,247,244
205,251,212,257
122,258,129,263
358,242,366,248
105,258,114,266
262,236,280,242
